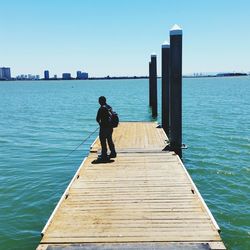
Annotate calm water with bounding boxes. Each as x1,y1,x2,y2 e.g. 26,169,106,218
0,78,249,250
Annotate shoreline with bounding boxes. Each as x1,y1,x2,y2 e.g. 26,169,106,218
0,74,249,82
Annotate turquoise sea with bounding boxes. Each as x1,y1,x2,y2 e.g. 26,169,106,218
0,78,249,250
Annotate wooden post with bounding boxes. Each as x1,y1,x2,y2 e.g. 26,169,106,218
149,62,152,106
169,24,183,157
161,41,170,136
151,54,157,117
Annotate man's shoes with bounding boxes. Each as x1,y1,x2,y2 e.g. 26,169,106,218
109,152,117,158
98,154,109,161
92,157,112,164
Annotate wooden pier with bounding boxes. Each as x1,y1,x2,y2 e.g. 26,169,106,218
37,122,226,250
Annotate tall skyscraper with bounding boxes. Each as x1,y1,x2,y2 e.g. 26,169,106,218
0,67,11,80
76,71,82,79
44,70,49,80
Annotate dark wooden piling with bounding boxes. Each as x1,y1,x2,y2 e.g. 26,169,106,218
161,41,170,136
151,54,157,118
169,25,183,157
149,62,152,107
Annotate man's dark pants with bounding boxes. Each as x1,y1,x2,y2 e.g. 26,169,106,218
99,127,115,157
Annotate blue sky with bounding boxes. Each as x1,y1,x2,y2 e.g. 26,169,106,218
1,0,250,77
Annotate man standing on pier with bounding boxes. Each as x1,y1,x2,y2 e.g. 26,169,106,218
96,96,116,161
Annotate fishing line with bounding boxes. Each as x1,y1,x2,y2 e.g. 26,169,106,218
64,127,99,158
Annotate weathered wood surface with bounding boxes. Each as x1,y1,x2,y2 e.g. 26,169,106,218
90,122,167,153
37,122,225,249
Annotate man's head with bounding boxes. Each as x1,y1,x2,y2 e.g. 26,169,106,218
98,96,106,105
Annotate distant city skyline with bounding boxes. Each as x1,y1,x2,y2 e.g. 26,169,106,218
1,66,249,81
2,68,89,80
1,0,250,77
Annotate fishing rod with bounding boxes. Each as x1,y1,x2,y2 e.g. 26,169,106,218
64,127,99,158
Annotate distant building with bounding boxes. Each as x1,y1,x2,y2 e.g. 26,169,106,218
0,67,11,80
62,73,71,80
76,71,82,79
44,70,50,80
216,72,247,77
81,72,88,79
17,74,26,80
76,70,88,79
16,74,39,80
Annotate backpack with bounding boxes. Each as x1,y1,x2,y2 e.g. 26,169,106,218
107,107,119,128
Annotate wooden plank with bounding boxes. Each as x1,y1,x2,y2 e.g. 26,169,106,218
37,242,226,250
42,234,221,243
